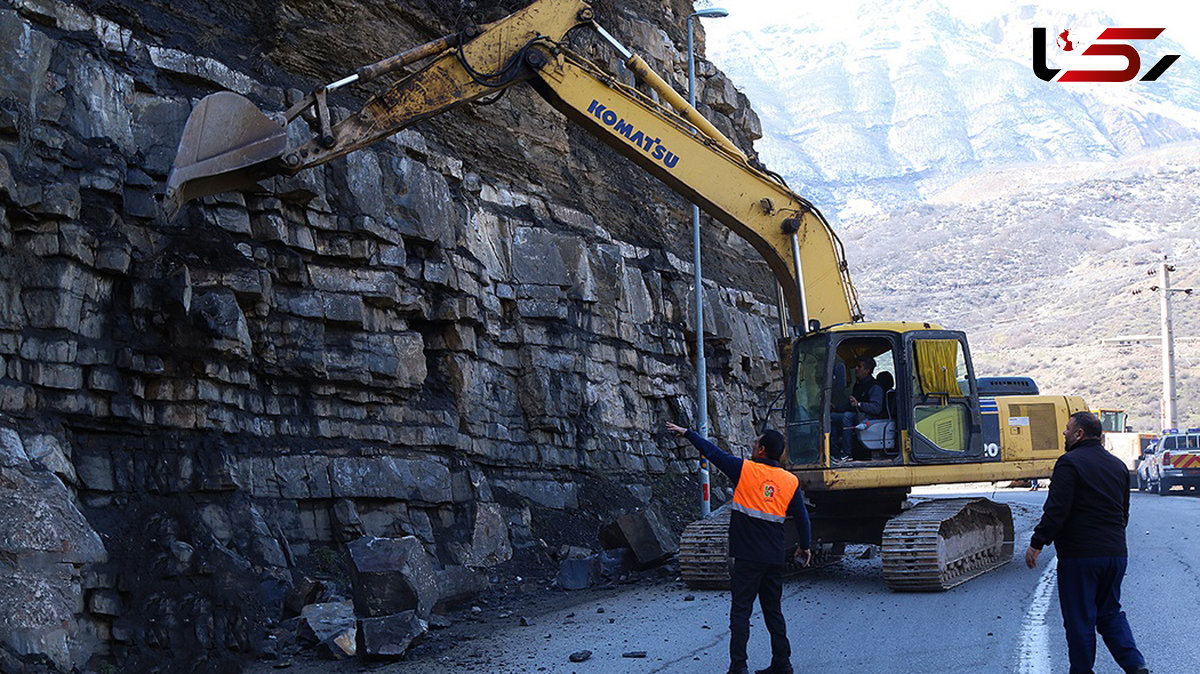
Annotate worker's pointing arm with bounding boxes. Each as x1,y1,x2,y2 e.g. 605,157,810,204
665,422,742,482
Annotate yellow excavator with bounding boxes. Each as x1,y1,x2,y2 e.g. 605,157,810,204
164,0,1086,591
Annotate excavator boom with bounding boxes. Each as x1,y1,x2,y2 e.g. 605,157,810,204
165,0,861,329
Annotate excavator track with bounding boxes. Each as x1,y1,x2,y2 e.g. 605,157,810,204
880,498,1014,592
679,508,733,589
679,507,844,589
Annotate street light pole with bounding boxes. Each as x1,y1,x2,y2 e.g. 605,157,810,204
687,7,727,518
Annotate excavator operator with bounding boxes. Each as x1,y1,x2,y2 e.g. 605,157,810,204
832,356,884,462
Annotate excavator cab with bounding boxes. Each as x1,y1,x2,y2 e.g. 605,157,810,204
785,322,988,469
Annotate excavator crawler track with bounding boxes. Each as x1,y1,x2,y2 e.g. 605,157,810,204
679,507,844,589
680,509,733,589
881,498,1014,592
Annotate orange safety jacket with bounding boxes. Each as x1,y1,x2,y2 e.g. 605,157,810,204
731,460,799,523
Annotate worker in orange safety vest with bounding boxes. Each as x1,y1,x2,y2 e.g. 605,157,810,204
667,422,811,674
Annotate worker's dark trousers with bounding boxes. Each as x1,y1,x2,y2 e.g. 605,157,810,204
1057,557,1146,674
729,558,790,670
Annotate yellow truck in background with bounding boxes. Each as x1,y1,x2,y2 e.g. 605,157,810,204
1092,408,1156,478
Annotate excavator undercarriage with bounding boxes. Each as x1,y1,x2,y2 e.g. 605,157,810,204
880,498,1014,591
680,492,1014,592
678,506,845,589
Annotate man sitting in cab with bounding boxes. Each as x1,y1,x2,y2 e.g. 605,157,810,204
832,356,884,462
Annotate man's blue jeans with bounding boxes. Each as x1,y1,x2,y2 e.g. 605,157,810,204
1056,556,1146,674
830,411,858,459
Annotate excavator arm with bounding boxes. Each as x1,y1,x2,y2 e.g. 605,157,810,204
166,0,862,329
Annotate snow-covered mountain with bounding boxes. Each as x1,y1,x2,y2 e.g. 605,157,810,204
704,0,1200,218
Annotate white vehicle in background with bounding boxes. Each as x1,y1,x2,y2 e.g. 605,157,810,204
1137,429,1200,495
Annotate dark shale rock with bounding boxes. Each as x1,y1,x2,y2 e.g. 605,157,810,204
599,547,635,580
330,457,451,503
297,601,355,647
434,565,491,610
0,0,779,670
347,536,438,620
315,629,357,660
23,435,75,486
556,555,601,591
331,499,366,542
451,502,512,567
598,507,679,569
0,438,106,672
356,611,427,660
283,577,326,618
0,427,27,466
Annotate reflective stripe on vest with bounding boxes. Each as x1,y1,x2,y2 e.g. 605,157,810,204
731,460,798,523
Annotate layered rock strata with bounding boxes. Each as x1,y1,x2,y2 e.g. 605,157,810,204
0,0,781,669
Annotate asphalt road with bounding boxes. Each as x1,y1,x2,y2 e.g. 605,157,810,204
379,485,1200,674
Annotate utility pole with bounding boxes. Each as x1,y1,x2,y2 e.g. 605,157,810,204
1158,261,1177,431
1127,259,1195,431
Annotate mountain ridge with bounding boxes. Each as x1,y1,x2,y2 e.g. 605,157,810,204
839,142,1200,431
705,0,1200,218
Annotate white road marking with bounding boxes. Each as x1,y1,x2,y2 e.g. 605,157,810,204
1017,559,1058,674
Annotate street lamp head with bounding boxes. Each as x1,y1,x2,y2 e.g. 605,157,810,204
691,8,729,19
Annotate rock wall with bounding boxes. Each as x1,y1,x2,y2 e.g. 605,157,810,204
0,0,781,669
1,426,106,673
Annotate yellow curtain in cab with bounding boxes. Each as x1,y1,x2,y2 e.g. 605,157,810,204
915,340,963,397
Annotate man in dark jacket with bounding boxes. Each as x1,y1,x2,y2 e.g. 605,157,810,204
832,356,885,461
1025,411,1149,674
667,422,811,674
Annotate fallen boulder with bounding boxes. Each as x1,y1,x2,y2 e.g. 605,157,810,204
298,601,355,647
357,611,427,659
435,565,490,610
556,555,600,591
0,446,107,672
599,547,634,580
347,536,438,619
598,507,677,569
315,630,356,660
284,577,327,618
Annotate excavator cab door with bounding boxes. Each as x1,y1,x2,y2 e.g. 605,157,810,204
784,332,830,466
900,330,988,464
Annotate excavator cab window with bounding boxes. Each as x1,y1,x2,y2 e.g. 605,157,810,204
1096,410,1128,434
904,331,986,463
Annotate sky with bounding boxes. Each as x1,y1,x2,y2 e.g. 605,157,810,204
699,0,1200,57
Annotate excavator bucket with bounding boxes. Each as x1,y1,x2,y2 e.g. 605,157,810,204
165,92,289,214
